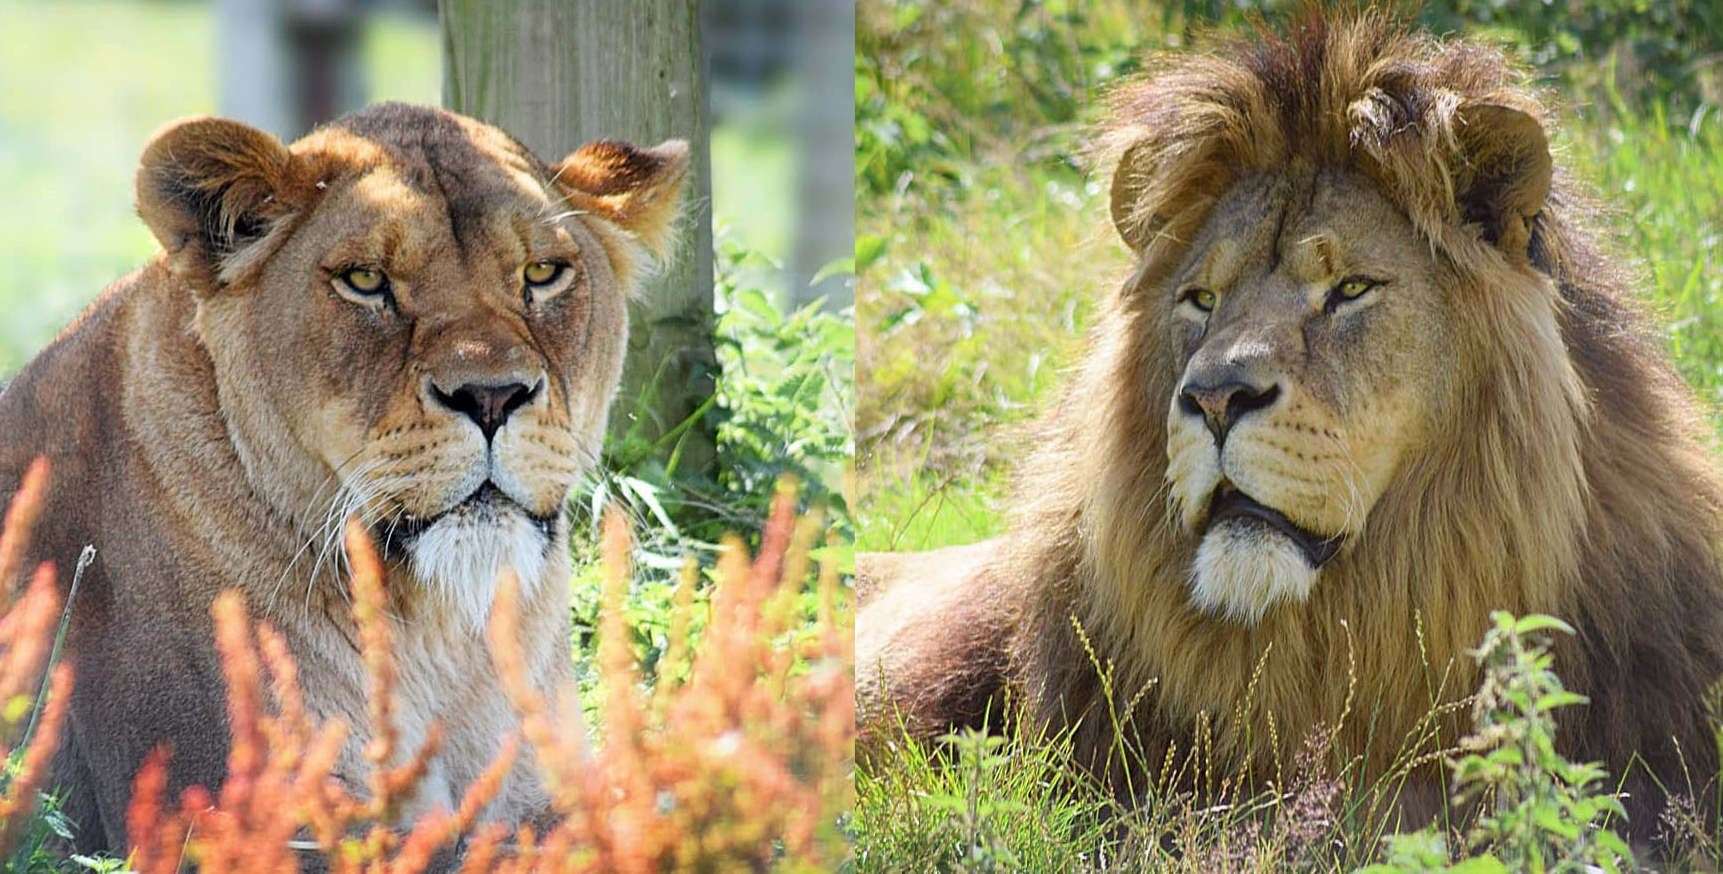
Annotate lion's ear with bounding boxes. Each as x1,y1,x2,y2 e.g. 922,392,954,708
551,139,690,262
136,117,298,288
1453,102,1552,259
1109,140,1156,252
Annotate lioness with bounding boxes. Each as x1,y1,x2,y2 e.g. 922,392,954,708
857,9,1723,838
0,102,687,853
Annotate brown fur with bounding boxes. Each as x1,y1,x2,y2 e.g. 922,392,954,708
0,102,687,854
857,9,1723,839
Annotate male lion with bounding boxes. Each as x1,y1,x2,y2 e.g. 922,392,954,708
0,102,687,853
857,10,1723,837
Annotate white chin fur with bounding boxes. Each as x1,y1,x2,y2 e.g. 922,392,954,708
407,510,548,634
1189,522,1318,625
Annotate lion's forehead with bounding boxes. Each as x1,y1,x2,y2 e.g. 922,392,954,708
1181,169,1421,282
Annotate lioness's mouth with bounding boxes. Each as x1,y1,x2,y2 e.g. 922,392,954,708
380,481,558,554
1204,486,1341,568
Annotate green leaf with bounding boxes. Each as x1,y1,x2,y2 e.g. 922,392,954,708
1532,804,1581,840
1513,614,1576,637
1449,856,1510,874
809,256,854,287
618,476,678,536
854,234,888,272
1595,829,1633,862
1533,691,1588,711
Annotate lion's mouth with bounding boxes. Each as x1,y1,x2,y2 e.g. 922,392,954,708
1204,485,1341,568
378,481,558,555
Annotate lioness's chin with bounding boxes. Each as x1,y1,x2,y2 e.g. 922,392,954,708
1189,522,1320,625
407,509,553,633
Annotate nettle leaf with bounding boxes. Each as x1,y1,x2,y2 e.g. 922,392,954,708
1513,614,1576,637
1449,856,1510,874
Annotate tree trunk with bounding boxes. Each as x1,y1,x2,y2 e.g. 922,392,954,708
440,0,717,475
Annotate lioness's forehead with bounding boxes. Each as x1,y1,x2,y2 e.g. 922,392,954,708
328,102,544,180
297,104,573,265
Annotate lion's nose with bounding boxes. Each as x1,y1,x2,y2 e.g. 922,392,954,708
1178,377,1280,448
432,380,539,440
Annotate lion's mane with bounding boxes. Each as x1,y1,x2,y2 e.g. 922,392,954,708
1002,7,1723,825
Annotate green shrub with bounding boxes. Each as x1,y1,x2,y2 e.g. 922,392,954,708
1362,614,1631,873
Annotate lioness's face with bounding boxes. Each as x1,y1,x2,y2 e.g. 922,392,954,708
141,106,686,629
1160,169,1458,623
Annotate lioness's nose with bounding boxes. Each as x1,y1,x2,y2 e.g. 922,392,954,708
1178,376,1280,448
433,380,539,440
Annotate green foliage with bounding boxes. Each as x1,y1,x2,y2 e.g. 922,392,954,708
855,723,1112,872
594,244,852,556
1561,95,1723,420
918,732,1028,872
571,245,852,715
1451,614,1630,872
1361,614,1633,874
1423,0,1723,114
711,247,854,539
0,787,75,874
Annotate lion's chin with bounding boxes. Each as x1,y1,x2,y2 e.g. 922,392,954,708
1188,522,1320,625
406,504,552,634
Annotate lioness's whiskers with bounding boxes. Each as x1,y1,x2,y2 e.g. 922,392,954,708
265,449,377,614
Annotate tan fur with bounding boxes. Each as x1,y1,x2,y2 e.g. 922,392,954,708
858,9,1723,839
0,102,687,854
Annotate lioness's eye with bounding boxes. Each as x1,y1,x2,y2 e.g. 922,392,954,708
1182,288,1217,313
524,260,563,286
335,267,390,297
522,259,577,305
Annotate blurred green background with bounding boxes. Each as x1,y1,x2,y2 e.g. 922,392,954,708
0,0,818,372
855,0,1723,552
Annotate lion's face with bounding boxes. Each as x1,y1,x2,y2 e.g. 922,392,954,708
1159,168,1459,623
135,104,687,628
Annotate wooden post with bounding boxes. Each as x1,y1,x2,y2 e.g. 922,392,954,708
440,0,717,474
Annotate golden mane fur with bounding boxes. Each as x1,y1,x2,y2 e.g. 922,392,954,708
858,8,1723,834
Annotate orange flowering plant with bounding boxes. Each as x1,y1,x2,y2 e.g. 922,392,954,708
0,465,853,872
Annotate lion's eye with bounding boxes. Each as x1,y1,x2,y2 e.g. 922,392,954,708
1182,288,1217,313
1326,275,1382,312
338,267,388,295
1336,277,1375,299
524,260,563,286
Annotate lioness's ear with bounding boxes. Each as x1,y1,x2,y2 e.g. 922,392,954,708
551,139,690,261
1453,102,1552,259
136,117,296,288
